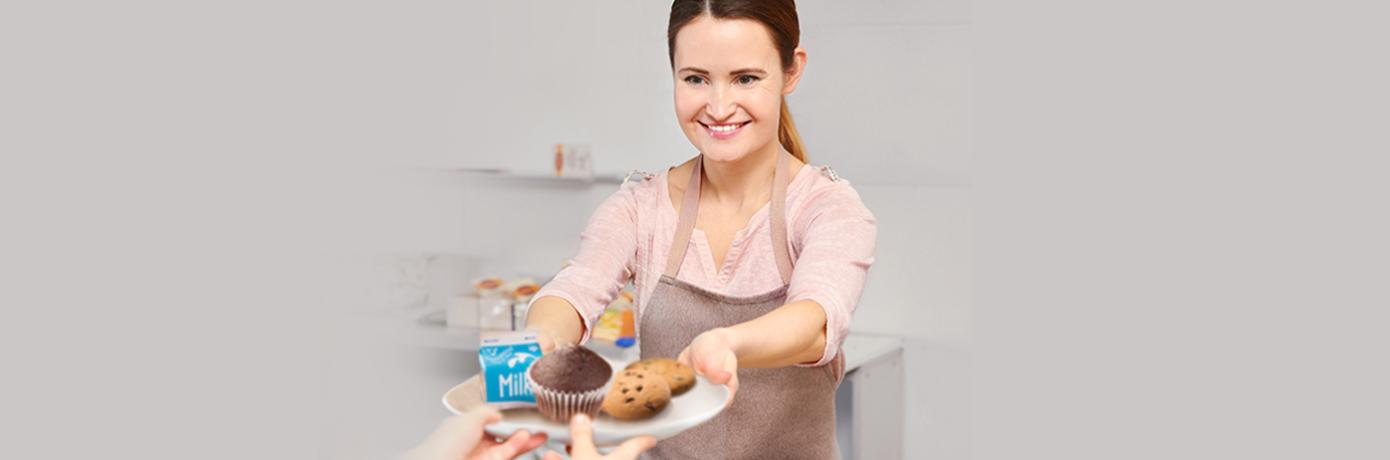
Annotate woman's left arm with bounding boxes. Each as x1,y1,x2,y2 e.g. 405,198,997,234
680,181,877,388
677,302,828,398
679,302,828,399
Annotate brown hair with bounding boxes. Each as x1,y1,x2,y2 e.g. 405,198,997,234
668,0,808,162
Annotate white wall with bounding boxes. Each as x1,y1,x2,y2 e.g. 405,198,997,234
358,1,972,458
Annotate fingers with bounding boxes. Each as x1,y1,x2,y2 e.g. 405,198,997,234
609,435,658,460
503,430,548,457
722,352,739,387
682,332,737,385
526,328,564,354
473,406,503,425
723,365,739,406
682,344,715,382
484,429,545,460
542,452,564,460
537,331,556,354
519,431,549,455
693,349,731,384
569,413,596,454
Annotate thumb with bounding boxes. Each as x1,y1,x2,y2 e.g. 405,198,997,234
473,406,503,425
722,353,739,403
701,349,737,385
531,329,557,354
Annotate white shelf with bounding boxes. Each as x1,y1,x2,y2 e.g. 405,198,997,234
452,168,629,185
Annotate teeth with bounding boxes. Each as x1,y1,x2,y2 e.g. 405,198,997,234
708,123,741,133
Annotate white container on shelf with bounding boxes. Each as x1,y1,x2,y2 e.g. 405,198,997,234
476,292,515,331
445,295,479,329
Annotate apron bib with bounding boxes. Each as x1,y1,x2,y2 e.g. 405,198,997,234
638,152,846,460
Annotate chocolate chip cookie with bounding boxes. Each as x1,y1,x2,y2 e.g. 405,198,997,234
601,369,671,420
625,358,696,395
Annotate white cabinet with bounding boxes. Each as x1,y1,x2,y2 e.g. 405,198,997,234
837,334,906,459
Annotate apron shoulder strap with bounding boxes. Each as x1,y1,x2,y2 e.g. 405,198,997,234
768,152,793,284
664,158,704,278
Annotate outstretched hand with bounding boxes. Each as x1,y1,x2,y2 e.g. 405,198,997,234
676,327,739,402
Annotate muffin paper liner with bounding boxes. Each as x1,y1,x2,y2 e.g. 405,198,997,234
526,365,610,423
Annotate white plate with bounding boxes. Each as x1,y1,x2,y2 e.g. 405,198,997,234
441,363,731,446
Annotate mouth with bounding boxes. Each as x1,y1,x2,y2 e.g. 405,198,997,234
698,121,750,140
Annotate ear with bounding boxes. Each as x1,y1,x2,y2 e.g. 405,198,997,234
782,47,808,95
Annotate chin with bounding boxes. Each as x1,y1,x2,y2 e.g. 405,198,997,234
698,146,751,163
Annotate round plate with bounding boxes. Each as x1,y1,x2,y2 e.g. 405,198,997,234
441,365,730,446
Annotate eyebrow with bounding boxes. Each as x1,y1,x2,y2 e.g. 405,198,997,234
678,67,769,76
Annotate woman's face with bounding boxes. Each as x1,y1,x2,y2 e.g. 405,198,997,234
672,16,800,164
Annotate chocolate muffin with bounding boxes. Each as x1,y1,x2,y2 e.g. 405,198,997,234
526,345,613,422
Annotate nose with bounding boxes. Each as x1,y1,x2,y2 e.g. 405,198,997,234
704,86,736,121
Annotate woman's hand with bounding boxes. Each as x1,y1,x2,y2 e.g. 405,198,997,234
542,414,656,460
676,327,740,401
529,328,560,355
403,406,548,460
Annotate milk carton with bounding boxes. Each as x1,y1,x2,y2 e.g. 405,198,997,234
479,331,543,408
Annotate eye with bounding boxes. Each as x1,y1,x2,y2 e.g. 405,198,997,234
683,75,707,85
735,74,761,86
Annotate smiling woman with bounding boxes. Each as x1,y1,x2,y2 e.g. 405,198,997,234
521,1,878,458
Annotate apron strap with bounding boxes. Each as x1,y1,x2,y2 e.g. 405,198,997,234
664,152,794,285
769,151,793,284
664,157,705,278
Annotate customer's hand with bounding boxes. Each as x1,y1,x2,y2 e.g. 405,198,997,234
677,327,740,401
403,406,548,460
542,414,656,460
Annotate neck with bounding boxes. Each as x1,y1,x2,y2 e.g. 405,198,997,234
701,142,782,207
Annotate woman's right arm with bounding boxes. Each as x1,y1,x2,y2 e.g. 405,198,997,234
525,184,641,348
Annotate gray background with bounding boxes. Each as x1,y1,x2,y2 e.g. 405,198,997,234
3,0,1386,459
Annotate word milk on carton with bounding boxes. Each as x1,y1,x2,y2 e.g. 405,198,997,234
479,330,543,408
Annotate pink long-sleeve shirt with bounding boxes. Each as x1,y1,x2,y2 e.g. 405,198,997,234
531,164,877,367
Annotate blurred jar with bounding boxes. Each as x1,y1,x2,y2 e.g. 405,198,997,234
509,280,541,331
476,292,514,331
554,144,593,179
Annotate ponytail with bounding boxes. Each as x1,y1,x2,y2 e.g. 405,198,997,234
778,95,807,162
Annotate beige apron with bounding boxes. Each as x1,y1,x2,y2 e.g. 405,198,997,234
639,152,846,460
